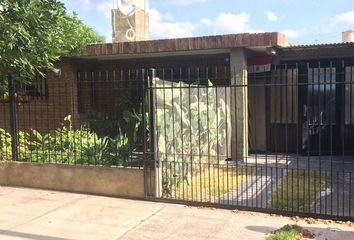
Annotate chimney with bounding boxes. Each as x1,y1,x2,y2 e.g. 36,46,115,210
342,30,354,43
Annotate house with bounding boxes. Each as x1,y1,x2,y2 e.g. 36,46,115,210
1,32,354,161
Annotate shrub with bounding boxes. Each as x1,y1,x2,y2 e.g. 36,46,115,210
0,115,139,167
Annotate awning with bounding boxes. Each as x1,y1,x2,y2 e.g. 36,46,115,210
247,56,273,74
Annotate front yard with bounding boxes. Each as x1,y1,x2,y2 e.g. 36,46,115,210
164,164,254,202
270,169,327,212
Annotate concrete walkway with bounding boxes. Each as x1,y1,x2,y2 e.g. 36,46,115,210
218,167,275,208
1,187,354,240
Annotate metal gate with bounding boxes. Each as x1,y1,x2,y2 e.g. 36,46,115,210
144,62,354,220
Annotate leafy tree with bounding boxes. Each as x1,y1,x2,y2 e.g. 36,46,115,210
0,0,105,85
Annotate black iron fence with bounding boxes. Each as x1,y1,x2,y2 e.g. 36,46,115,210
1,61,354,220
148,62,354,220
0,70,148,168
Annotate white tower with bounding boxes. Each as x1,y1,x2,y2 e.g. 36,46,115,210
112,0,149,43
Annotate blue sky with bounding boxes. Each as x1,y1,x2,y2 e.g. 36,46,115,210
61,0,354,45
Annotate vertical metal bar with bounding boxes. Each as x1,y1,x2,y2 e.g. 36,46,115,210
307,63,312,211
178,68,184,200
342,60,346,217
187,68,194,201
1,89,9,160
19,81,26,161
252,67,257,208
142,69,148,196
53,72,58,164
234,66,239,206
206,67,211,203
161,68,168,198
196,67,202,202
265,66,271,209
330,62,334,216
153,68,160,197
284,64,289,212
274,65,279,210
215,66,220,203
317,62,321,215
8,74,18,161
70,71,76,163
294,65,300,213
224,66,230,205
45,73,51,163
169,69,177,200
147,68,156,197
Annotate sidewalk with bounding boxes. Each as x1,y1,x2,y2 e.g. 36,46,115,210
0,186,353,240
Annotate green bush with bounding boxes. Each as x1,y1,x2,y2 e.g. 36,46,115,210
0,128,30,161
0,128,11,160
0,115,139,167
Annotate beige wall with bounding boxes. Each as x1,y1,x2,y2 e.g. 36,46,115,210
248,79,266,152
230,48,249,161
0,162,145,198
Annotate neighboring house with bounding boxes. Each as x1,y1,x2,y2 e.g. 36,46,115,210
1,32,354,159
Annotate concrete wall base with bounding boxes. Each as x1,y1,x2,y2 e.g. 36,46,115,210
0,161,145,198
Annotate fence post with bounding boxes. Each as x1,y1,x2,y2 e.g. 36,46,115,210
148,69,156,162
142,69,150,197
8,74,19,161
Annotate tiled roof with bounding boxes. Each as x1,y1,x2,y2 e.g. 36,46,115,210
278,42,354,60
282,42,354,49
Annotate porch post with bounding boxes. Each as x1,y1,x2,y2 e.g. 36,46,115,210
230,48,248,162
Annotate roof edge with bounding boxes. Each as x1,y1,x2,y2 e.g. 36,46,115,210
82,32,286,57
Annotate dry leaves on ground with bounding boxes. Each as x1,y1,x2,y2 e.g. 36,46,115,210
290,216,354,227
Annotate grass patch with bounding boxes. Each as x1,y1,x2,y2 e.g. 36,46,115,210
267,225,315,240
270,170,326,212
267,225,302,240
167,165,253,202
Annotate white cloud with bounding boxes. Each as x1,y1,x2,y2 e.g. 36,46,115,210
165,0,207,6
200,18,212,25
282,29,300,38
265,11,278,22
149,8,195,39
97,1,113,19
200,12,262,35
332,11,354,24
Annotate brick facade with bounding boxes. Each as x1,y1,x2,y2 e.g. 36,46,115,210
0,58,78,133
0,33,286,133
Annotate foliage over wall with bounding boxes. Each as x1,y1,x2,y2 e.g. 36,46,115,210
0,0,105,85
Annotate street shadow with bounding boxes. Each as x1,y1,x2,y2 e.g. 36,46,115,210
0,230,74,240
246,225,276,233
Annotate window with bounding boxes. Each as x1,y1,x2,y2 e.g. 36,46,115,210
345,66,354,125
270,68,298,124
0,74,48,100
307,67,336,125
